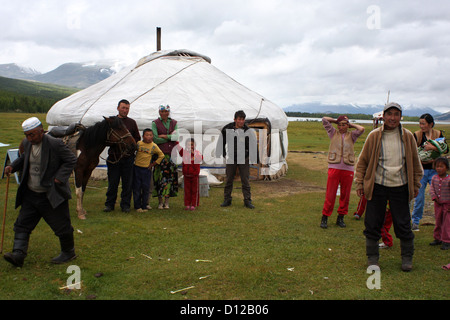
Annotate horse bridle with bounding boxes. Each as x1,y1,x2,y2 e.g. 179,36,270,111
106,128,134,164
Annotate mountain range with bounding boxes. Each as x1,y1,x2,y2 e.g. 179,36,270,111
0,62,117,89
1,62,448,120
284,102,449,120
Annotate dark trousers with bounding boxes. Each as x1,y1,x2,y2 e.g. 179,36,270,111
364,183,414,241
105,156,135,210
224,163,251,201
132,165,152,209
14,190,73,237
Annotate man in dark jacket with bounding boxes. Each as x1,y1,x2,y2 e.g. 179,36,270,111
104,99,141,213
3,117,78,267
216,110,258,209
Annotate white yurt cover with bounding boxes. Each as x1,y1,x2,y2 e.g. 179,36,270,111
46,49,288,177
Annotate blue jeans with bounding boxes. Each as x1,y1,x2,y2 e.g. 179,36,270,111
132,165,152,209
411,168,436,225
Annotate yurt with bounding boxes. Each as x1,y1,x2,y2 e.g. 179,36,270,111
46,49,289,180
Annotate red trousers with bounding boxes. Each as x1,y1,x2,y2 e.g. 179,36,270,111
381,209,393,247
322,168,354,216
184,175,200,207
354,195,368,217
355,195,393,246
434,202,450,243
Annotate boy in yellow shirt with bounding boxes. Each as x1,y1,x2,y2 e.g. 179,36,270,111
133,129,164,212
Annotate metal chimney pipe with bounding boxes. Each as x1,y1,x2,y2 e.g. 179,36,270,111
157,27,161,51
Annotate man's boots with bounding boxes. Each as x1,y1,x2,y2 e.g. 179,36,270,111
4,233,30,268
366,238,379,267
400,239,414,272
220,199,232,207
244,200,255,209
52,233,77,264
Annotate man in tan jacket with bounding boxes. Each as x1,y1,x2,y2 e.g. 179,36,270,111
354,102,423,272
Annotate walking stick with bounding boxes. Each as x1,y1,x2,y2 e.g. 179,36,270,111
0,174,10,254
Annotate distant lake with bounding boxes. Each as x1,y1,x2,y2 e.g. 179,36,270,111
287,117,449,125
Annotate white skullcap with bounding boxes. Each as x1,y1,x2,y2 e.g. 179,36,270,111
22,117,42,132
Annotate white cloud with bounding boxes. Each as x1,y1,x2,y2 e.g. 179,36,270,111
0,0,449,113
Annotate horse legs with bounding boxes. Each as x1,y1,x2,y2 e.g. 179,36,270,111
74,167,88,220
74,148,101,219
75,186,86,220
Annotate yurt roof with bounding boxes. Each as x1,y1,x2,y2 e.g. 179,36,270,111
46,49,288,133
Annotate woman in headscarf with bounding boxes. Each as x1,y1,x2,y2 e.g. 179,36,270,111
151,105,179,209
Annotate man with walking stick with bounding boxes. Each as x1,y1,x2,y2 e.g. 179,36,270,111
3,117,77,267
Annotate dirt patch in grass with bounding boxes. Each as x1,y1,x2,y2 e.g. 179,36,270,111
262,150,435,224
252,176,325,198
251,151,326,198
288,150,328,172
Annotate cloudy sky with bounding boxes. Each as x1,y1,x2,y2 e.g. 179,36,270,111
1,0,449,112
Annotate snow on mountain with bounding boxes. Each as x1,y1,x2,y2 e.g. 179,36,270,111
283,102,443,117
0,63,41,80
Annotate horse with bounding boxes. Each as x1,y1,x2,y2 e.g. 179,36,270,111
72,116,137,219
17,116,136,219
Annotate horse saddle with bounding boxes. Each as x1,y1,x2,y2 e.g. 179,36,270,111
48,122,86,138
48,122,86,156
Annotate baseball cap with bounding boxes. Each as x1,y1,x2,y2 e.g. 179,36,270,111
383,102,402,113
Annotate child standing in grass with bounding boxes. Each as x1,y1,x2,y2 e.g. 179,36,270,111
429,157,450,250
133,129,164,212
177,138,203,211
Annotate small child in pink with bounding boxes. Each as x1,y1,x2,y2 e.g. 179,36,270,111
429,157,450,250
177,138,203,211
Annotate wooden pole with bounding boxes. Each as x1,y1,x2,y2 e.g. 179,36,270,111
157,27,161,51
0,174,10,253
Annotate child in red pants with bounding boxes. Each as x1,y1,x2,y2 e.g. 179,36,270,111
354,196,393,248
380,204,393,248
177,138,203,211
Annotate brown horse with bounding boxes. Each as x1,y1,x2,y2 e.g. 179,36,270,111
17,116,136,219
73,116,136,219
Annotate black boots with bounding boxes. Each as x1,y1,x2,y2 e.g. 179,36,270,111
365,237,414,271
336,215,346,228
51,233,77,264
244,200,255,209
366,238,379,267
400,239,414,272
220,199,232,207
4,233,30,268
320,215,346,228
320,215,328,228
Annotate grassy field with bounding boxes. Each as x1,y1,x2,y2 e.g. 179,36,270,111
0,113,449,302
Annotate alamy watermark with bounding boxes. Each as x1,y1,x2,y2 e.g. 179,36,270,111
168,123,286,171
366,265,381,290
367,5,381,30
62,265,81,290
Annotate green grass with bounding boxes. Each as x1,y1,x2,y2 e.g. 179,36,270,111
0,114,449,301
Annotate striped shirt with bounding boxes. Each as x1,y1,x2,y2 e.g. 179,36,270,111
375,128,407,187
430,174,450,204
